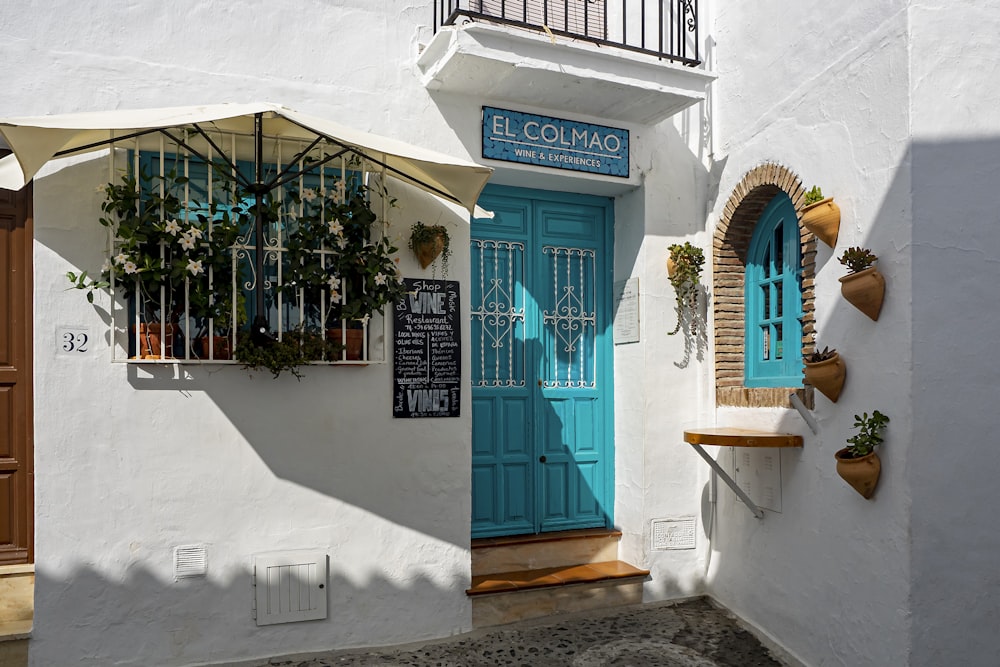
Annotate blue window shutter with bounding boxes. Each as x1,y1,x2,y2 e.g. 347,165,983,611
744,195,803,387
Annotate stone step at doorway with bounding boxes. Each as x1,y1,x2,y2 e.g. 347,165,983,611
468,528,649,627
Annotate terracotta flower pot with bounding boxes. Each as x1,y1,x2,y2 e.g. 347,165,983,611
413,236,445,269
135,323,177,359
835,448,881,499
839,266,885,321
800,197,840,248
804,352,847,402
197,335,233,360
327,328,365,361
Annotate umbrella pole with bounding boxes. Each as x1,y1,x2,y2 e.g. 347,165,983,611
251,112,272,344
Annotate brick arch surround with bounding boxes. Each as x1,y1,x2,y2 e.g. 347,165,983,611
713,163,816,408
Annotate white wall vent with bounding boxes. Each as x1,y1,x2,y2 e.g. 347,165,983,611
174,544,208,579
253,551,328,626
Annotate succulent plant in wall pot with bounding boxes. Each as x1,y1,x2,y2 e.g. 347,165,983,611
803,345,846,402
835,410,889,499
666,241,705,336
800,185,840,248
838,246,885,321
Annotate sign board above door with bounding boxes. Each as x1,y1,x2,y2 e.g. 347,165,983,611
482,106,629,178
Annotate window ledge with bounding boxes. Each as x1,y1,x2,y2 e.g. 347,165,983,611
717,386,813,410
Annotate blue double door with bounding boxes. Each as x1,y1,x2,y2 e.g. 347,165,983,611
471,186,614,538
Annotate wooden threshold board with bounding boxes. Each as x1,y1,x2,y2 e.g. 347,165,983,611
467,560,648,596
471,528,622,550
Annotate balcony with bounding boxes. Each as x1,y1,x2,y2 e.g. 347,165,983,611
434,0,701,65
420,0,714,125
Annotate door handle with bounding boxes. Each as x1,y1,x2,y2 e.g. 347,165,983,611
539,456,547,463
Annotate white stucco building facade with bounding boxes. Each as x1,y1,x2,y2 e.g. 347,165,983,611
1,2,998,666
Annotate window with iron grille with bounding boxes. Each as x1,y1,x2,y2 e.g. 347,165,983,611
95,135,404,367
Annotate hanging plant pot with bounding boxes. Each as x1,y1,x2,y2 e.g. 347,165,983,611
413,235,445,269
409,222,451,271
835,448,881,499
135,323,177,359
800,197,840,248
666,242,705,337
804,351,847,402
839,266,885,321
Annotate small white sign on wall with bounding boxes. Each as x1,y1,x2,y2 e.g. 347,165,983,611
56,326,93,356
613,278,640,344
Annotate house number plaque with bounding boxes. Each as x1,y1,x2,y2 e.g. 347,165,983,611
57,326,92,355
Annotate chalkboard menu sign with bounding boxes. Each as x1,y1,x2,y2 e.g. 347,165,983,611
393,279,461,418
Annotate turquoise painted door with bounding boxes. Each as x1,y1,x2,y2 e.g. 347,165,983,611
471,186,614,538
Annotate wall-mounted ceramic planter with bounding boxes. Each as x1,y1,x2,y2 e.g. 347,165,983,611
801,197,840,248
839,265,885,321
835,449,881,499
804,352,846,402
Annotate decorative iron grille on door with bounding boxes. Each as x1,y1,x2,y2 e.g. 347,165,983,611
541,245,596,388
471,239,526,387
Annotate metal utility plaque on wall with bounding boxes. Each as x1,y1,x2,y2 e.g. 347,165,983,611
652,517,697,550
482,106,629,177
733,448,782,513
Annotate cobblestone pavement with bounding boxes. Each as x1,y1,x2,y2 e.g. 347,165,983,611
257,598,786,667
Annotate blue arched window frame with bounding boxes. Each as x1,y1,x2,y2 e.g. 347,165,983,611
744,195,803,387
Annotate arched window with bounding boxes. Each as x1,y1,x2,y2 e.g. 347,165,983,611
744,194,803,387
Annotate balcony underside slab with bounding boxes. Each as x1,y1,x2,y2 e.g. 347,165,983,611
418,23,715,125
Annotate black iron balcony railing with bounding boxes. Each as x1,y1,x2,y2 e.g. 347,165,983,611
433,0,700,66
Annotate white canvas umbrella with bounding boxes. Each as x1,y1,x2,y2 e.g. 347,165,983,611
0,102,492,214
0,103,493,334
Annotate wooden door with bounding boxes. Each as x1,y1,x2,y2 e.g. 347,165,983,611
470,185,613,538
0,174,33,565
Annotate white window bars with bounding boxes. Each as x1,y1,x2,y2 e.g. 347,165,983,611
101,130,401,365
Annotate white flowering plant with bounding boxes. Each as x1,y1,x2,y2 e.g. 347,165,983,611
68,160,406,367
68,169,242,331
280,180,406,327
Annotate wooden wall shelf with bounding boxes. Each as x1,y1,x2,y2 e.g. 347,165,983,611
684,428,803,448
681,428,803,519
